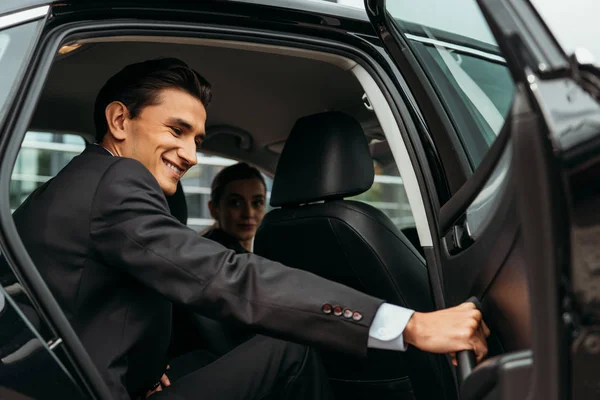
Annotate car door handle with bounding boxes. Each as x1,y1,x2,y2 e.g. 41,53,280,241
445,218,474,255
457,296,482,383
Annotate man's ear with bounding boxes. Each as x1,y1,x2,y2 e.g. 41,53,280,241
105,101,130,141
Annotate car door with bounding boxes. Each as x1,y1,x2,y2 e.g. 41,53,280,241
365,0,600,398
0,256,87,399
0,3,114,399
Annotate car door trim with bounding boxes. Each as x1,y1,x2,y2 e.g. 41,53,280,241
404,34,507,64
0,5,48,30
352,64,432,246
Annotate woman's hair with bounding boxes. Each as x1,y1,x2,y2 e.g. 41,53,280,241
210,162,266,205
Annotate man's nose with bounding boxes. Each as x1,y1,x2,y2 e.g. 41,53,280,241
178,139,198,167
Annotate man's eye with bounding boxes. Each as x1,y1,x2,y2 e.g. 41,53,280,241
170,127,182,135
252,200,265,208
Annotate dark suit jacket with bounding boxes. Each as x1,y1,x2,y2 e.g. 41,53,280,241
203,228,248,254
12,145,384,399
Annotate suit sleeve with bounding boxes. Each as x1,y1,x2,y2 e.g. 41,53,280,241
89,158,384,357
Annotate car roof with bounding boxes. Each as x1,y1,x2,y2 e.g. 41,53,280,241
228,0,369,22
2,0,369,24
41,0,369,21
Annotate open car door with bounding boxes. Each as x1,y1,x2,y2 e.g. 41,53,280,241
365,0,600,398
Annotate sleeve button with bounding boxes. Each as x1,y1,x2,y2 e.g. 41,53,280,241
333,306,343,316
322,304,332,314
343,309,353,319
352,312,363,321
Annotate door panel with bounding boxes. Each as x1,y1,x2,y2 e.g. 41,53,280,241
364,0,529,349
0,6,115,400
365,0,599,398
0,269,86,398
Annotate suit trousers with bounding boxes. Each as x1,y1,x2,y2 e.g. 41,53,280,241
152,335,334,400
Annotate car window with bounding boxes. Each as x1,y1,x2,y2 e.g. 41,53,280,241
385,0,515,169
11,132,86,211
11,132,273,233
0,19,44,127
12,132,413,241
349,161,415,232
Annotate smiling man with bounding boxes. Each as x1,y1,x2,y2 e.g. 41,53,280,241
12,58,489,400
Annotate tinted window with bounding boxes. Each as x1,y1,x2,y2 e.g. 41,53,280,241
11,133,272,233
11,132,85,210
0,20,43,126
350,161,414,230
386,0,515,168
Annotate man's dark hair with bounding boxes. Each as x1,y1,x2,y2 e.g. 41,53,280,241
211,163,267,205
93,57,212,142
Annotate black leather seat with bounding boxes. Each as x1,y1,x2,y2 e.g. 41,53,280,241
254,112,455,400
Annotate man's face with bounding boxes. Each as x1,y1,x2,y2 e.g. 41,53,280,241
119,88,206,195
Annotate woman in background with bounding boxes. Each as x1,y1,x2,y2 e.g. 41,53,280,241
203,162,267,254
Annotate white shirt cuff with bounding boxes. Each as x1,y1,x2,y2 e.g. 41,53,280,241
367,303,415,351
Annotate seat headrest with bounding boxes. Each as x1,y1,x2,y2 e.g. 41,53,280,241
270,111,374,207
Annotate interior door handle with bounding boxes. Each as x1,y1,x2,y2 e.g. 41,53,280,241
457,296,482,382
445,218,474,255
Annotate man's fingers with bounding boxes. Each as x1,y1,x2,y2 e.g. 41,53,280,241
145,385,162,399
459,302,477,310
161,373,170,387
482,320,491,337
472,331,488,363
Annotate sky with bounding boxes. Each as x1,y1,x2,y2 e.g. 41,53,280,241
332,0,600,66
530,0,600,65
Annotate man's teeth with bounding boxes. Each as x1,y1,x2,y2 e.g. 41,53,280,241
165,161,183,174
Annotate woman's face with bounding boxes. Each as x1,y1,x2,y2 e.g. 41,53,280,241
210,178,267,243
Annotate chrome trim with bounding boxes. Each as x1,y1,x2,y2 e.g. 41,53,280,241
0,5,49,30
405,33,506,63
48,337,63,351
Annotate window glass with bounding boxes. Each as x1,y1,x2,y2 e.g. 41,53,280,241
11,132,86,211
11,133,414,241
349,161,414,231
0,20,43,126
11,132,272,233
386,0,515,168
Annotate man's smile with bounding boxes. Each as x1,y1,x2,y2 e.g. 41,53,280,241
163,159,185,178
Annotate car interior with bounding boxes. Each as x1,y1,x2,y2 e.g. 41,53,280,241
10,32,521,400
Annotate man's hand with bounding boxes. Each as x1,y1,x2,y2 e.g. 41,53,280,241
145,366,171,399
403,302,490,364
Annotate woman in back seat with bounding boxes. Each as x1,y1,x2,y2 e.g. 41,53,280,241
202,162,267,254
